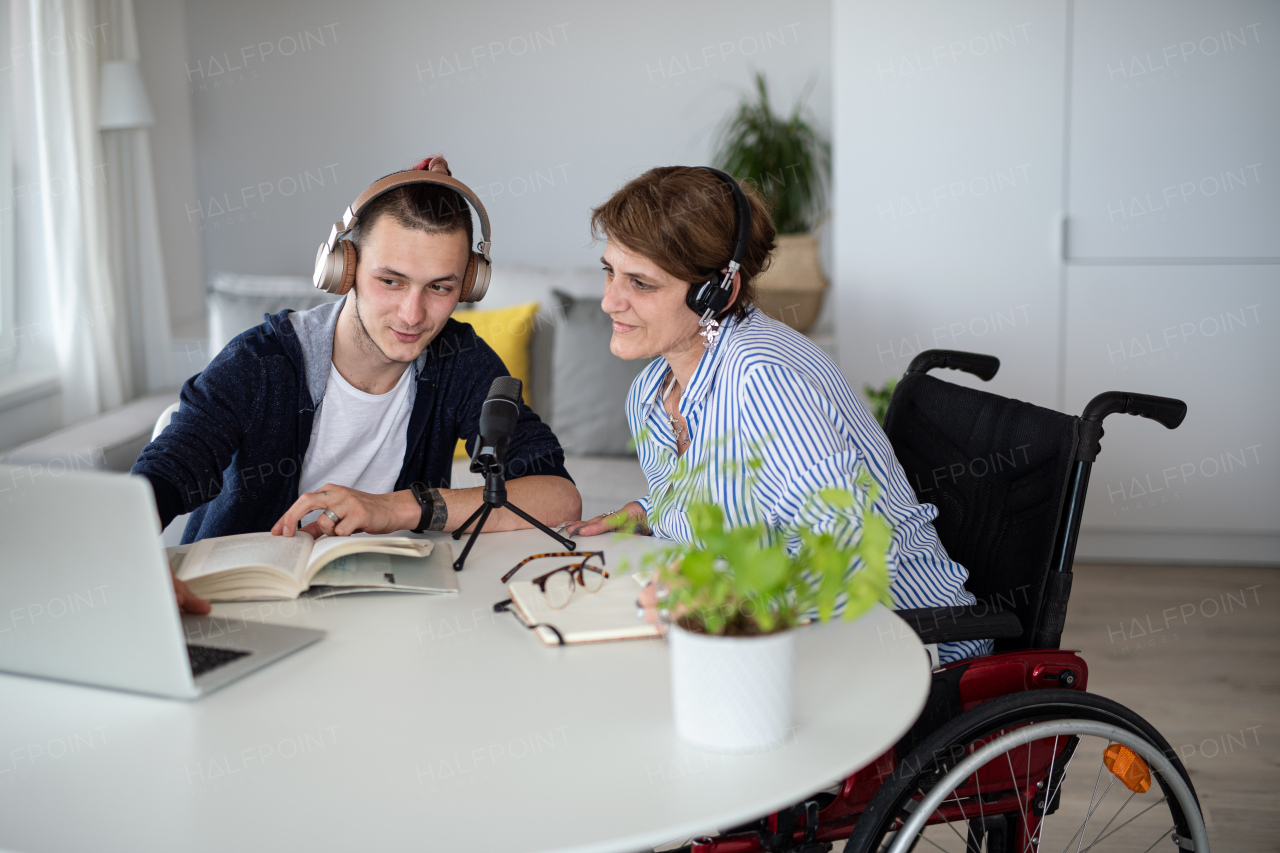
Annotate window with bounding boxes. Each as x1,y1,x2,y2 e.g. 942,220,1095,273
0,0,16,377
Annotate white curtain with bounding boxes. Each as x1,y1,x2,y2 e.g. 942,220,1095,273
10,0,171,425
12,0,124,423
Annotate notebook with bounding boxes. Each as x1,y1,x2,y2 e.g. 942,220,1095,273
507,574,662,645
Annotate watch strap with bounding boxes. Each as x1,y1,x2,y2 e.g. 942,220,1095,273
410,481,433,534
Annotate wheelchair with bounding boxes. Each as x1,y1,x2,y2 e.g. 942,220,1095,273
672,349,1208,853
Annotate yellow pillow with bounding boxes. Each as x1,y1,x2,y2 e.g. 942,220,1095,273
451,301,540,459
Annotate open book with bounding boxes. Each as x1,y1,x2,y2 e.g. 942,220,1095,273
507,574,662,645
175,531,435,601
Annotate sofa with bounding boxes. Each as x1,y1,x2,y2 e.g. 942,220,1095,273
2,265,652,544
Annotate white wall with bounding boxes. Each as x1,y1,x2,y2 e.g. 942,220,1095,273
172,0,832,289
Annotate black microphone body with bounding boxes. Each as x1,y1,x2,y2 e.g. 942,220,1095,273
472,376,522,472
452,374,576,570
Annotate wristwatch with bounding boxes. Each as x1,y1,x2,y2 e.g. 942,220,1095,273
410,481,435,534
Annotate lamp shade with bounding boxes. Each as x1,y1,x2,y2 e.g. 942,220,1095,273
98,60,156,129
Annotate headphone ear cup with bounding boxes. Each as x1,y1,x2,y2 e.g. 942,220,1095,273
335,240,358,295
315,239,358,295
687,277,726,316
459,252,478,303
314,242,339,294
460,252,490,303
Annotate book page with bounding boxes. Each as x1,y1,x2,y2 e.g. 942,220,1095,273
179,532,313,584
304,533,432,580
307,544,458,597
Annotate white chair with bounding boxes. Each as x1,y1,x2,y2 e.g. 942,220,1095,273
151,401,189,546
152,402,181,441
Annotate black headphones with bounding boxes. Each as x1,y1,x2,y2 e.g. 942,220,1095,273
684,167,752,325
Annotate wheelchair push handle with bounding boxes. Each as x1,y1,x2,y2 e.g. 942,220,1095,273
1083,391,1187,430
906,349,1000,381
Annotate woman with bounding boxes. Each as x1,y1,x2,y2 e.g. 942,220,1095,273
562,167,989,664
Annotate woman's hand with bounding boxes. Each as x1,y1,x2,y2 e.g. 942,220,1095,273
561,501,648,537
271,485,419,538
638,580,661,625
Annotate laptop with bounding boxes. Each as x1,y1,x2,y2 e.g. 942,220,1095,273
0,465,324,699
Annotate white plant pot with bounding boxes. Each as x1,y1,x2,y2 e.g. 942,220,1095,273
668,623,796,753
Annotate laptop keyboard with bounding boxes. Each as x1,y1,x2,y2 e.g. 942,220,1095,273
187,644,250,677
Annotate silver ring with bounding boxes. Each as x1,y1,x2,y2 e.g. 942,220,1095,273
323,509,340,524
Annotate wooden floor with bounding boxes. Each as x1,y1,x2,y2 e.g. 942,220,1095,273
1061,563,1280,852
655,563,1279,852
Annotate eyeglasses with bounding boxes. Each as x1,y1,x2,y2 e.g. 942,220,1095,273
502,551,608,610
501,551,605,583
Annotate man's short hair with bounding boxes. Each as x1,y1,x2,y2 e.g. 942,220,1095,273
351,180,474,253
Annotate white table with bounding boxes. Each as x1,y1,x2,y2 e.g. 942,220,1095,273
0,528,930,853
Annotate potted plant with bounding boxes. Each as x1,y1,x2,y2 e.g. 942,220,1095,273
713,72,831,333
642,459,892,752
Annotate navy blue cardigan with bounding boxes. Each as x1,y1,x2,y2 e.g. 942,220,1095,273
132,304,571,543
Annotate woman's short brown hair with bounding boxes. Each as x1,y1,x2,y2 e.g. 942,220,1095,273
590,167,776,320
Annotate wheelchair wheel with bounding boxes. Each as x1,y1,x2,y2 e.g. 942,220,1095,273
844,689,1207,852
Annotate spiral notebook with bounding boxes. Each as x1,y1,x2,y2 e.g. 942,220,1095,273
506,574,662,645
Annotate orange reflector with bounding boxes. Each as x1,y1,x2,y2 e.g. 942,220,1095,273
1103,743,1152,793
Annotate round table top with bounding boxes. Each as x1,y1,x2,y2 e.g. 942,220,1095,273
0,528,930,853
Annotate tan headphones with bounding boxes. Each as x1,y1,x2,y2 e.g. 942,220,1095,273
312,170,493,302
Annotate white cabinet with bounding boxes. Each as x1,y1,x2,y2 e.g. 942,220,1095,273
1067,0,1280,259
835,0,1280,562
1062,0,1280,561
1065,265,1278,532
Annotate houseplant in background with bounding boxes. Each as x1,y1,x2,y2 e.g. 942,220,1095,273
861,377,899,427
642,457,892,752
713,72,831,333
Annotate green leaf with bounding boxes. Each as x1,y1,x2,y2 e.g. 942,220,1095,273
678,550,717,586
817,487,855,509
737,548,790,597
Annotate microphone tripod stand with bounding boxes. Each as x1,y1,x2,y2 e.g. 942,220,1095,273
451,456,576,571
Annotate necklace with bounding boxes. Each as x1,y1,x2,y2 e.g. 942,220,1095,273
661,374,689,449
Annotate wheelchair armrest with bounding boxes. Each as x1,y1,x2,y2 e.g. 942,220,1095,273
896,605,1023,645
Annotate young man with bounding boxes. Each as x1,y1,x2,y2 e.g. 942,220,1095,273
133,157,581,613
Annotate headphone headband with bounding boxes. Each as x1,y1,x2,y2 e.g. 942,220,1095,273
314,167,494,302
698,167,751,272
683,167,752,325
323,170,493,262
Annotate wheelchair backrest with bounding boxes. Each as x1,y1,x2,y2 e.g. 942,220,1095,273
883,371,1085,652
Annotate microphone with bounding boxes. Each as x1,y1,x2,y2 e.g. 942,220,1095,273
471,376,522,472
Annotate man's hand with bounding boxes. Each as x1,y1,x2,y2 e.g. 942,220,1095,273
562,501,648,538
271,485,419,538
174,575,211,615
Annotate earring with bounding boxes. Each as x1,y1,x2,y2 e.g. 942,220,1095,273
699,318,722,350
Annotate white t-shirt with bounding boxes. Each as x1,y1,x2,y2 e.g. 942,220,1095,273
297,362,415,527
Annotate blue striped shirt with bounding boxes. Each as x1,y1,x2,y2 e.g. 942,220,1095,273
626,308,992,664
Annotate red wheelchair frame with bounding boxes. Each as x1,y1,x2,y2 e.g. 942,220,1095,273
687,650,1090,852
